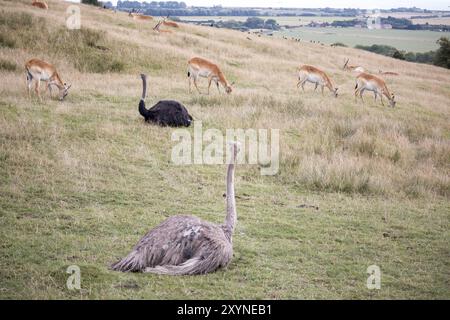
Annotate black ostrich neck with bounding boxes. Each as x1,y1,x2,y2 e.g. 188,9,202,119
139,74,150,120
141,74,147,100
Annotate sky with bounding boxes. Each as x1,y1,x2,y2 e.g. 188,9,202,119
97,0,450,10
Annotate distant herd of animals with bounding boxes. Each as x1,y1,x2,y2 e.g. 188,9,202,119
24,1,399,276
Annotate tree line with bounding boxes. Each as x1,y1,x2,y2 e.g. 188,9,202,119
355,37,450,69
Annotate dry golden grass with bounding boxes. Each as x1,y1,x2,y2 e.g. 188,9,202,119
0,1,449,299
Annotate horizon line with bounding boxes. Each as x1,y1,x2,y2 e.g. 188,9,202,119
94,1,450,11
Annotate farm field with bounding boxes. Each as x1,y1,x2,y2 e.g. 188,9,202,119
182,16,447,52
181,15,355,26
277,27,445,52
0,1,449,300
412,17,450,25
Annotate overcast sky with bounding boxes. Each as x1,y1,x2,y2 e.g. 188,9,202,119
98,1,450,10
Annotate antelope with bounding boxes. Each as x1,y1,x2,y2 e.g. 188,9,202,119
25,59,71,101
343,58,365,73
128,9,153,21
31,0,48,10
355,73,396,107
297,65,339,97
187,57,234,95
163,16,179,28
153,20,172,33
379,70,399,76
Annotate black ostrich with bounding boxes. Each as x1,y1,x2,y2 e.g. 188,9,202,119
138,74,193,127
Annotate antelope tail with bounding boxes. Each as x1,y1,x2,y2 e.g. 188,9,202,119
145,254,226,276
110,250,145,272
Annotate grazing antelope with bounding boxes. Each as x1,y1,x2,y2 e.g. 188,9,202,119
343,58,365,73
297,65,339,97
355,73,396,107
153,20,172,33
25,59,71,101
31,0,48,10
379,70,399,76
188,57,234,95
129,9,153,21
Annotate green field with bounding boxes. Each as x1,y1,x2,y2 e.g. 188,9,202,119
181,16,445,53
181,16,354,26
277,27,444,52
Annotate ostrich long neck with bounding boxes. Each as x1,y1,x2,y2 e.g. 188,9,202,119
141,74,147,100
225,152,237,236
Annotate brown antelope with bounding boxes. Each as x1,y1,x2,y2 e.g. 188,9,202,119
31,0,48,10
379,70,399,76
343,58,365,73
355,73,396,107
153,20,173,33
297,65,339,97
25,59,71,101
187,57,234,95
129,9,153,21
163,16,179,28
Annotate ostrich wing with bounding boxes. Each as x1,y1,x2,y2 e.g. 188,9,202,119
149,100,192,127
111,215,232,273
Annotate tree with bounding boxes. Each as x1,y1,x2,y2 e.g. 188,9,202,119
264,19,280,30
82,0,101,6
434,37,450,69
393,50,405,60
244,17,265,29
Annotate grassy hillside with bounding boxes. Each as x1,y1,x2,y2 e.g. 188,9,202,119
0,0,449,299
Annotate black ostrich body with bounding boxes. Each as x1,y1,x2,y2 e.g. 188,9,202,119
139,74,192,127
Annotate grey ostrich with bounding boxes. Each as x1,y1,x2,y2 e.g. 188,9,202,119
111,143,240,275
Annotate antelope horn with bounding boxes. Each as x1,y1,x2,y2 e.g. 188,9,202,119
343,58,349,70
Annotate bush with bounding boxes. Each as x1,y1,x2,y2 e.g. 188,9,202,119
331,42,347,47
392,50,405,60
81,0,101,6
0,59,17,71
356,43,438,66
434,37,450,69
355,44,399,56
